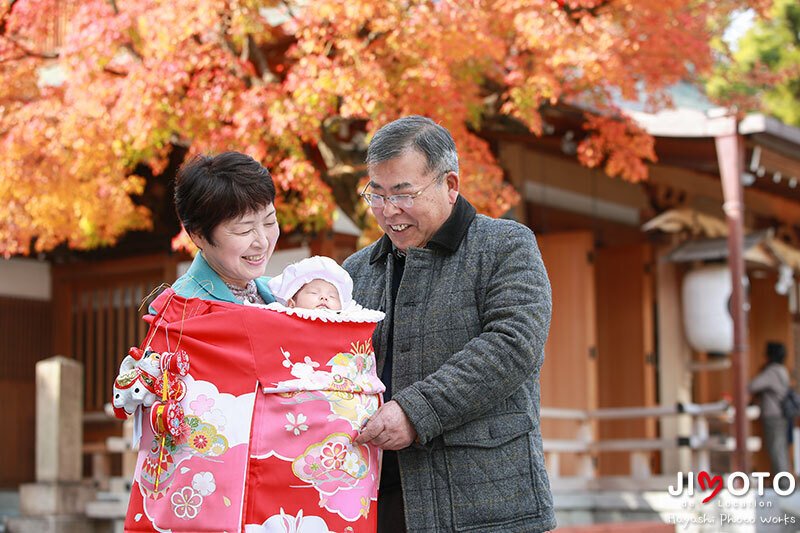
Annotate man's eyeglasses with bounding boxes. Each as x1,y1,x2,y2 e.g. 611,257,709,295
360,171,449,209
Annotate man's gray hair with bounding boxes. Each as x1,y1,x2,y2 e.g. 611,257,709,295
366,116,459,179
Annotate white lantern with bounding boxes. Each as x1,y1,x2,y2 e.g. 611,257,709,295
682,265,746,354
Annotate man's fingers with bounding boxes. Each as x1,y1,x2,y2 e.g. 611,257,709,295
353,401,417,450
353,430,372,445
355,418,383,445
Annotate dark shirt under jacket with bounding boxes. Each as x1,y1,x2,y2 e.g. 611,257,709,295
376,196,476,494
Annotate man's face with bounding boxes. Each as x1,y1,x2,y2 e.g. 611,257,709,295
367,150,459,252
289,279,342,310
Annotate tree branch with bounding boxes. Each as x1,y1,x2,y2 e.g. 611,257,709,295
281,0,297,19
559,0,612,22
103,1,145,62
219,31,279,85
103,65,128,77
0,0,56,59
246,34,277,84
2,36,58,59
215,3,280,85
240,31,250,62
121,42,144,62
0,0,19,36
0,53,29,64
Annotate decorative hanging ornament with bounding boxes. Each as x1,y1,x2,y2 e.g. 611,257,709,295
161,349,190,376
149,399,188,441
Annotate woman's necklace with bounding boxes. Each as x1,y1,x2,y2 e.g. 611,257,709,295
225,280,265,305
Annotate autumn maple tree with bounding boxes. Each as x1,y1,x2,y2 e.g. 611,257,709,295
0,0,770,255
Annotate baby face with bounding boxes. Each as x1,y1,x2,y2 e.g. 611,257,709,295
288,279,342,310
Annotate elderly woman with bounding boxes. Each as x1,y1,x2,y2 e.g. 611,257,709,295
122,152,279,529
119,152,381,533
172,151,279,304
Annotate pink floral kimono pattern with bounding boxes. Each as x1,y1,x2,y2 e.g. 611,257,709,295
123,289,384,533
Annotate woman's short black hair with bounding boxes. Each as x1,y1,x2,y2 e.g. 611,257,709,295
174,152,276,246
767,341,787,365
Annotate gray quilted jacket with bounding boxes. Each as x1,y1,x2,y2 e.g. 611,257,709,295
343,212,556,532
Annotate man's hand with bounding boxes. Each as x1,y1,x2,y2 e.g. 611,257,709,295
355,400,417,450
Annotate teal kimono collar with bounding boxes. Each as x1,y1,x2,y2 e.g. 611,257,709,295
173,253,275,304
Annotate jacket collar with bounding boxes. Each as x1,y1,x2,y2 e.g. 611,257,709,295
369,195,477,264
178,253,275,303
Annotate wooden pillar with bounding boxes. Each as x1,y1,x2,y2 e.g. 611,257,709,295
655,244,693,474
715,119,749,474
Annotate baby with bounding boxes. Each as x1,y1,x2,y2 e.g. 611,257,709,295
267,256,355,312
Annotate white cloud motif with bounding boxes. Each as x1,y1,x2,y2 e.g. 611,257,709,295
204,408,227,431
290,362,317,380
181,375,255,447
191,471,216,497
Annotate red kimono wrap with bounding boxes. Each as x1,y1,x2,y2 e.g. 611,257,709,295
123,289,384,533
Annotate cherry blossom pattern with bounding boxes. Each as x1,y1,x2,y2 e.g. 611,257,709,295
320,441,347,470
302,356,320,369
189,394,215,417
292,434,369,487
170,486,203,520
191,471,216,497
291,434,373,520
301,454,326,481
285,412,309,436
281,349,293,369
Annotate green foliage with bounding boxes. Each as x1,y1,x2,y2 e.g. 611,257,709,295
707,0,800,125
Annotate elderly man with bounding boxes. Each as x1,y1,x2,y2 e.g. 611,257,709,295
344,116,555,532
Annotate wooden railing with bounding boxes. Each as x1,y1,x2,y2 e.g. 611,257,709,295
83,400,764,494
542,401,763,490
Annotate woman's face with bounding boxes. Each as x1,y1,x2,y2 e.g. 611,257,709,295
192,203,279,288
